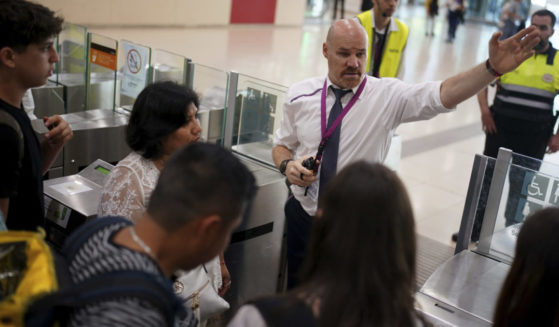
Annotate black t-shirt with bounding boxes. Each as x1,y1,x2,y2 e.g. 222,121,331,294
0,98,44,231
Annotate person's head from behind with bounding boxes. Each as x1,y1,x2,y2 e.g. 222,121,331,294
493,207,559,326
126,81,202,161
531,9,556,51
147,143,256,270
301,162,419,326
0,0,63,88
323,19,368,90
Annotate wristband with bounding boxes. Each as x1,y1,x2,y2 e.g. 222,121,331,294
220,261,226,265
279,159,292,176
485,59,502,78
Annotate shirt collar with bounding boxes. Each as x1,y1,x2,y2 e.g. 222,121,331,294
325,75,367,96
542,42,556,56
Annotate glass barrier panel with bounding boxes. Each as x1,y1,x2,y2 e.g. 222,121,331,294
475,152,559,264
152,49,188,84
233,74,288,166
117,40,152,110
86,33,117,111
190,63,229,145
58,23,87,81
47,23,88,113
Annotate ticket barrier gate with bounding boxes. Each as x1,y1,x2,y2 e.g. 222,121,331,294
415,148,556,326
224,155,289,313
32,108,130,177
43,159,114,248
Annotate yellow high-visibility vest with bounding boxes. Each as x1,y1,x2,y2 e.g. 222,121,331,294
356,10,409,77
495,48,559,116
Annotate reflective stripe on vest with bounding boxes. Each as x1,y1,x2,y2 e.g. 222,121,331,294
496,48,559,114
356,11,409,77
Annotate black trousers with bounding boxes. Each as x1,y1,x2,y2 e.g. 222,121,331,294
472,112,555,239
332,0,345,19
285,196,313,290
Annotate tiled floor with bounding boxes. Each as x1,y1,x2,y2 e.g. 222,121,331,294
89,5,559,246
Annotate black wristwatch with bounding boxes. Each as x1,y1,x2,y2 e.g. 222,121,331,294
279,159,293,176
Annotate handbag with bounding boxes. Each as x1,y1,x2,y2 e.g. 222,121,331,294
174,257,229,324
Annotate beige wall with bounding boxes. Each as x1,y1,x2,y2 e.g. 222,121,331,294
274,0,305,25
37,0,303,26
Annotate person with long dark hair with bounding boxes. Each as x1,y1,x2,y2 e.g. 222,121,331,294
228,161,429,326
493,207,559,326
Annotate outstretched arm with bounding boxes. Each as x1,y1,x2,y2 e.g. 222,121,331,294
440,26,540,109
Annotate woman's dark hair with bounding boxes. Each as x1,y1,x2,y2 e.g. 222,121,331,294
298,161,424,327
126,81,200,159
493,207,559,326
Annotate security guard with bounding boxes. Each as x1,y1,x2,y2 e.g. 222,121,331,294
355,0,409,78
477,9,559,226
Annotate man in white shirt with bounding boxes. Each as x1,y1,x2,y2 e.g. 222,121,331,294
273,18,540,288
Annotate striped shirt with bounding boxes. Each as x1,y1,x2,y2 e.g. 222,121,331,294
67,218,197,327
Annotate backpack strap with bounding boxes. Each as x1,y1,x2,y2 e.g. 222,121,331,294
25,270,186,327
249,295,316,327
0,110,24,168
62,216,132,260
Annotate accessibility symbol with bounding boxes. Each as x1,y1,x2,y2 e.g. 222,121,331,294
522,173,549,201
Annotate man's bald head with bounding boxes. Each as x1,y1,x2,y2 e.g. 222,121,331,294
326,19,368,46
323,19,368,89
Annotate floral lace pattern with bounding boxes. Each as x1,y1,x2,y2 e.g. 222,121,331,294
98,152,160,222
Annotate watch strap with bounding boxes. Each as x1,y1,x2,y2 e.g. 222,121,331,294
279,159,292,175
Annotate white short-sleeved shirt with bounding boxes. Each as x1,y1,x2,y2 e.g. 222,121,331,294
273,75,452,216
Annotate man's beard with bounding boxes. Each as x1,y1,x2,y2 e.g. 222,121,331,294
534,40,548,52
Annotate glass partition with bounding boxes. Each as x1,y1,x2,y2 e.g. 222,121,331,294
58,23,87,81
48,23,88,113
118,40,152,110
469,150,559,264
152,49,189,84
232,74,288,166
189,63,229,145
86,33,117,111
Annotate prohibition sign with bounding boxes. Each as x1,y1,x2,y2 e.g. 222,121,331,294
127,48,142,74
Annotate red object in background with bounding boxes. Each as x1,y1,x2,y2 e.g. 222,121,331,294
230,0,277,24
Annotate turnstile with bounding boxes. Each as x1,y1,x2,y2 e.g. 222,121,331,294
224,155,289,313
416,148,559,326
43,159,114,248
32,108,129,177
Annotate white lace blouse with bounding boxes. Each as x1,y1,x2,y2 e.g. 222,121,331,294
98,151,160,222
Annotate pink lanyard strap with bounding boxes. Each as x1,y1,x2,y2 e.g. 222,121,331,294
319,77,367,149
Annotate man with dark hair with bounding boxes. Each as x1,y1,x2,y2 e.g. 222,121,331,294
67,143,257,326
0,0,73,230
474,9,559,228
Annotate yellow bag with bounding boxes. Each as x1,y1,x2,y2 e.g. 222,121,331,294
0,230,58,327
